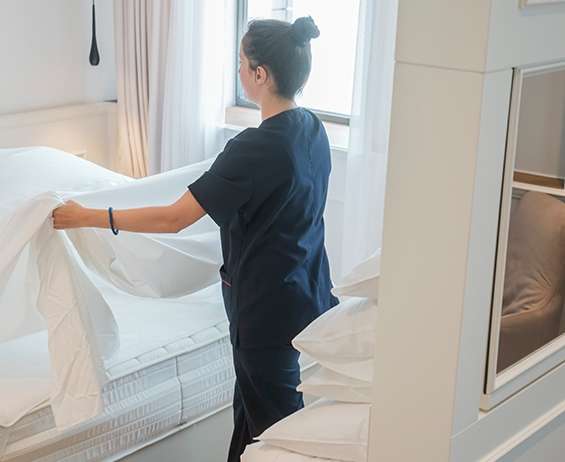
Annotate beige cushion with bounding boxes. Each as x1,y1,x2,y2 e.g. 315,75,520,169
498,191,565,372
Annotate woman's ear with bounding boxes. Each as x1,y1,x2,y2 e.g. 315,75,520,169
255,65,269,85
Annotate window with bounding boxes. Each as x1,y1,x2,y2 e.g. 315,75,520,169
236,0,361,124
482,61,565,410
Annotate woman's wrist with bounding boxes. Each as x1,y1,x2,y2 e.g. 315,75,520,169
84,208,109,229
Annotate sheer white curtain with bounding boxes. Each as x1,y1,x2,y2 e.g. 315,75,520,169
339,0,398,277
114,0,151,178
148,0,229,174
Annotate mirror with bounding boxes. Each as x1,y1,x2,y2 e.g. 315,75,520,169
492,63,565,377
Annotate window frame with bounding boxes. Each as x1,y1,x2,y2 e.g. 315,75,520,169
235,0,351,126
481,61,565,411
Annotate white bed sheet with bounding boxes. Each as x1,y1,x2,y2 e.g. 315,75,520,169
0,331,51,428
0,147,222,429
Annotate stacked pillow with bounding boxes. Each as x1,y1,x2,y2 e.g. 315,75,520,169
294,296,376,386
295,251,379,400
251,400,370,462
332,252,380,300
242,252,380,462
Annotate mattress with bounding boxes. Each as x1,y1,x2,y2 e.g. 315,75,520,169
0,320,235,461
1,275,317,462
0,273,238,462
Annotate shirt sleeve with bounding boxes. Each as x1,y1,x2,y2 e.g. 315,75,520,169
188,143,253,227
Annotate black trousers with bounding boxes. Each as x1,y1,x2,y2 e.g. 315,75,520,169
227,345,304,462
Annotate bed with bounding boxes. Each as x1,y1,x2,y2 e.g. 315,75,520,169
0,137,318,462
0,282,317,462
0,283,234,462
0,142,238,461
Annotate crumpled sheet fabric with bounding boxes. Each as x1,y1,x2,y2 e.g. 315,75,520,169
0,147,221,429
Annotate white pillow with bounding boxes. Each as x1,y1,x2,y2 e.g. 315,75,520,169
242,442,334,461
333,251,380,300
292,297,376,382
257,400,370,462
298,366,372,403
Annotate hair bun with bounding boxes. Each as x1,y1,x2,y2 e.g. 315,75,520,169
291,16,320,46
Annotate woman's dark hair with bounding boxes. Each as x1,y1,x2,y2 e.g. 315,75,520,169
242,16,320,99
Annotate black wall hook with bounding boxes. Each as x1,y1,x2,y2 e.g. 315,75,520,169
89,0,100,66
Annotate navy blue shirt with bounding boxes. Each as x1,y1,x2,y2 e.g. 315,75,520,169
189,107,338,348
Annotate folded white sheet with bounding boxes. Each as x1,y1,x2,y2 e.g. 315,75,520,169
0,147,222,429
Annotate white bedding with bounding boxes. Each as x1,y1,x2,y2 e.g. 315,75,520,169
1,300,320,461
0,331,51,428
243,443,335,461
0,147,222,430
0,288,234,461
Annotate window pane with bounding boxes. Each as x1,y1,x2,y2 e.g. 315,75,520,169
245,0,360,116
494,65,565,374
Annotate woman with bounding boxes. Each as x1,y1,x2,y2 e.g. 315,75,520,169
53,16,338,461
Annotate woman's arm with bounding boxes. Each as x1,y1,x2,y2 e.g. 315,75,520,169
52,190,206,234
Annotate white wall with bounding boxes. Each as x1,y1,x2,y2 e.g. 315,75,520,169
0,0,116,116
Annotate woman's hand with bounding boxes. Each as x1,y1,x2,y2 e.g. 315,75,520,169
52,200,88,230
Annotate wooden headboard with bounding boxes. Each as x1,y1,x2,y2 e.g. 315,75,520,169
0,102,117,170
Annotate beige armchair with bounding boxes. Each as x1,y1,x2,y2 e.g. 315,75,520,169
496,191,565,373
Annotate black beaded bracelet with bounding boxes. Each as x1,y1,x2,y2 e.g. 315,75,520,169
108,207,119,235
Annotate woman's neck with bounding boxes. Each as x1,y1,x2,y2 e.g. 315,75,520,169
260,95,297,121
